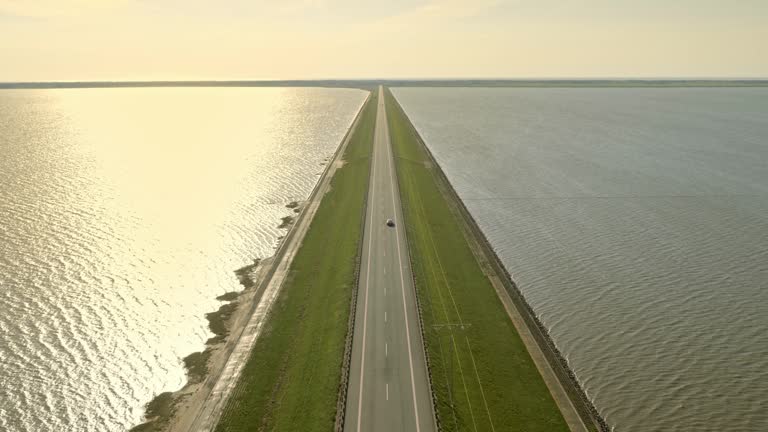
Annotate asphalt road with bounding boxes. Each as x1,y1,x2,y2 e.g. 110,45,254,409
344,87,435,432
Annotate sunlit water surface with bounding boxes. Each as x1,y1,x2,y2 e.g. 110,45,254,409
0,87,366,431
393,87,768,431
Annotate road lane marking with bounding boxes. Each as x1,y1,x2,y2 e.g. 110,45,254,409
383,88,422,432
386,383,389,401
386,343,388,357
385,312,387,322
355,102,380,432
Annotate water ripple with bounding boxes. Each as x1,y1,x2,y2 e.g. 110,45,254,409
394,87,768,431
0,87,367,431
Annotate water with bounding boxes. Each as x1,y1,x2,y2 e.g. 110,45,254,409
392,87,768,431
0,87,366,431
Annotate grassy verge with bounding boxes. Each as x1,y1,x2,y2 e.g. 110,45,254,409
215,91,377,432
385,88,570,432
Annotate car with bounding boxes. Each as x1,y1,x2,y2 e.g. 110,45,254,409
386,218,395,227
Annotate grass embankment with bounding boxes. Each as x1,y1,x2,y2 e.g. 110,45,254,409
385,88,570,432
215,91,377,432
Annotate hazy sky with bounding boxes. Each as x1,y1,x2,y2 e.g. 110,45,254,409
1,0,766,81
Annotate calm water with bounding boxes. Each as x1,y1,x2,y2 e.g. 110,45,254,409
392,87,768,431
0,87,366,431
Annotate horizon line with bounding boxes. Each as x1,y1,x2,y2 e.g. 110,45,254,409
2,77,768,89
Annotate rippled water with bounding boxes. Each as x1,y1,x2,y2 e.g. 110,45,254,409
392,87,768,431
0,87,366,431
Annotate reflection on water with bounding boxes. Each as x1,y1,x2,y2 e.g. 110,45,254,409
0,87,366,431
393,87,768,432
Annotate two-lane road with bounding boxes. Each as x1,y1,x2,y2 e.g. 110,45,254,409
344,87,435,432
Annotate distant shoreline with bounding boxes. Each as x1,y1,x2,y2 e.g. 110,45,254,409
1,79,768,89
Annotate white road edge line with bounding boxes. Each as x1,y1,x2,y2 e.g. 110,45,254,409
383,87,422,432
355,98,379,432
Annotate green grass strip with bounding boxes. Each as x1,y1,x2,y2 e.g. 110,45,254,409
216,91,377,432
385,88,569,432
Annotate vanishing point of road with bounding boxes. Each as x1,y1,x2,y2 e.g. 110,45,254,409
344,87,436,432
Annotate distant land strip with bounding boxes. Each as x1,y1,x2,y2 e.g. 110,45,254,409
1,79,768,89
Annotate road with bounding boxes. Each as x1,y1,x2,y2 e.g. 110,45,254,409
344,87,435,432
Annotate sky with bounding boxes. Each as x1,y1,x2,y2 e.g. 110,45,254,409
1,0,767,81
